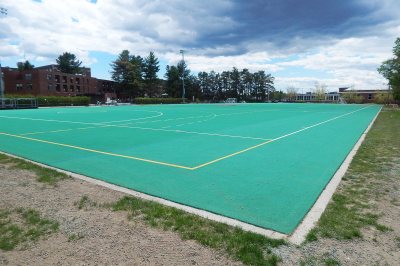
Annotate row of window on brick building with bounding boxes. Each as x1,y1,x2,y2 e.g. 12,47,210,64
15,72,90,93
45,74,89,93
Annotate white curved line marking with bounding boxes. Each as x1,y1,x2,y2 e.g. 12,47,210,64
100,110,164,124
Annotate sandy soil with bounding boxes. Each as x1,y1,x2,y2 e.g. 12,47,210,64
1,158,399,265
0,164,241,266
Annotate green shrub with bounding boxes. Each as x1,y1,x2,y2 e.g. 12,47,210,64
374,92,394,104
37,96,90,106
5,94,90,106
4,94,35,98
341,92,364,103
134,97,184,104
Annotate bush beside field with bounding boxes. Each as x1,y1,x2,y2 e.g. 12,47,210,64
134,97,184,104
5,94,90,106
37,96,90,106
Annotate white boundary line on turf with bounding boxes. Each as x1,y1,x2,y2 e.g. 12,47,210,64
1,114,269,141
120,114,215,125
0,151,287,240
0,110,164,125
99,111,164,124
288,106,383,245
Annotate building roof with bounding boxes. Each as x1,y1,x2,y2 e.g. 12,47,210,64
340,89,390,93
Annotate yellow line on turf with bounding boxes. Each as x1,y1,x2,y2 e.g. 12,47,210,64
191,140,273,170
0,132,193,170
191,105,374,170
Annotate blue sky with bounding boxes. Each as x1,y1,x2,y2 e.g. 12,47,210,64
0,0,399,91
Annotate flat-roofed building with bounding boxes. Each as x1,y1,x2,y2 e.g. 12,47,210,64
295,91,340,102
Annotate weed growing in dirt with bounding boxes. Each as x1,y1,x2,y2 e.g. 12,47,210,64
395,237,400,248
0,208,59,250
108,196,285,266
0,154,68,185
68,233,84,242
74,195,97,210
300,254,341,266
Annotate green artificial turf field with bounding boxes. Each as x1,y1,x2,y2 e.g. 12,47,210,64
0,103,381,234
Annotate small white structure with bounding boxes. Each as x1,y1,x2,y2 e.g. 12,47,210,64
105,97,118,106
225,98,237,103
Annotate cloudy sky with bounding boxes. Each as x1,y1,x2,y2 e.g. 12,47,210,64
0,0,399,91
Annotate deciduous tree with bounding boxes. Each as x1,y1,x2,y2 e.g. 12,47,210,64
378,37,400,102
110,50,143,98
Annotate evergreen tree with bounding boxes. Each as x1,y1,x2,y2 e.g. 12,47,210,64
56,52,82,74
17,60,35,71
198,72,211,100
230,67,241,99
164,65,180,98
143,51,160,97
129,55,144,97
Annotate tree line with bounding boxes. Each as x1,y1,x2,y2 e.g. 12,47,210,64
14,50,277,102
110,50,276,102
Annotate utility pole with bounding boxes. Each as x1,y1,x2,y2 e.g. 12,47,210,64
180,50,185,103
0,7,8,107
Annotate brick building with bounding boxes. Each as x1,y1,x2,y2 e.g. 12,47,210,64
1,64,116,102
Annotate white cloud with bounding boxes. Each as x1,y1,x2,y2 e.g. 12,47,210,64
0,0,398,92
164,51,281,73
0,0,238,59
274,31,400,90
0,43,19,57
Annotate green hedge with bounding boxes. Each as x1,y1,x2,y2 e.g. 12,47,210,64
5,94,90,106
37,96,90,106
134,98,184,104
4,94,35,99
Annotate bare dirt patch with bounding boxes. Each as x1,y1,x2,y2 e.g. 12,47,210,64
0,164,241,265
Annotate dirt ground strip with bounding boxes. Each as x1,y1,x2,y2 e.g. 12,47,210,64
0,156,399,265
0,165,241,266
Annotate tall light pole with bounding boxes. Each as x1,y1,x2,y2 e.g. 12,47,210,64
180,50,185,103
0,7,8,104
